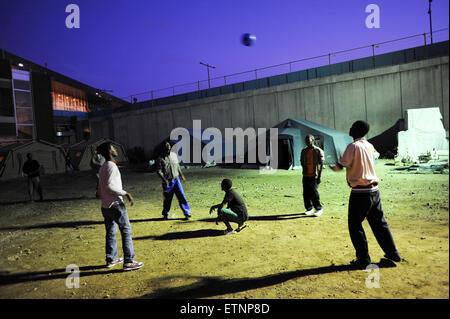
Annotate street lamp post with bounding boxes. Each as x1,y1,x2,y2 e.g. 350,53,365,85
200,61,216,89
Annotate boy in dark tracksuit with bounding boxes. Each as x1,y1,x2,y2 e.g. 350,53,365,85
209,179,248,235
331,120,403,269
300,135,324,217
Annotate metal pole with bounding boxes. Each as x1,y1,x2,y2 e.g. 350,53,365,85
372,44,376,68
428,0,433,44
423,33,428,58
328,53,332,75
200,62,216,89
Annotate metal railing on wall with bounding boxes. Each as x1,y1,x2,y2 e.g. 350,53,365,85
119,28,449,109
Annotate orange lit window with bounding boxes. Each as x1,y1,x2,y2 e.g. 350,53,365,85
51,81,89,113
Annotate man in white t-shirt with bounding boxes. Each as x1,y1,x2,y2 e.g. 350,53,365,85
97,142,144,271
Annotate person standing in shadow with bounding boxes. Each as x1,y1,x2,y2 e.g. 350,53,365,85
64,151,74,174
22,153,43,202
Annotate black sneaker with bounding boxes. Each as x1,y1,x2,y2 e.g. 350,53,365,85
123,260,144,271
349,258,371,269
384,253,404,263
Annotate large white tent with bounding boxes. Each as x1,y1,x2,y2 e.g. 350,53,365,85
0,140,66,180
397,107,449,161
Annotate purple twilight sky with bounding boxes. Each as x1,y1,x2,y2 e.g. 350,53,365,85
0,0,448,101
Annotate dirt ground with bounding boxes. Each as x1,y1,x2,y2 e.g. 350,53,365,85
0,160,448,299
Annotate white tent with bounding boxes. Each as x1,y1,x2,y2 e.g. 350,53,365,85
397,107,449,161
0,140,66,180
68,138,127,171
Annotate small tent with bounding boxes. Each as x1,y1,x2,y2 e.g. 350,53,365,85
68,138,127,171
0,140,66,180
272,118,352,168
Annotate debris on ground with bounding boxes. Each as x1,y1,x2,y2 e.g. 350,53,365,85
392,160,449,174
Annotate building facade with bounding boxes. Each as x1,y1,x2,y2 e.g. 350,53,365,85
0,50,128,145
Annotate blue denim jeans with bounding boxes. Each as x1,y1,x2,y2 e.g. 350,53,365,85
101,202,135,264
162,177,191,217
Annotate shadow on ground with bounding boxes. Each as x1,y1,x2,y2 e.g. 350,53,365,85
134,229,225,240
0,259,397,296
0,218,188,232
0,213,310,232
183,213,313,224
0,265,122,286
138,259,397,298
0,196,97,206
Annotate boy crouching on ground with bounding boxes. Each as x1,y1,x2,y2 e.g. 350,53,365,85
209,179,248,235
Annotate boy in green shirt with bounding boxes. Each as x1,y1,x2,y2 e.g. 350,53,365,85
209,179,248,234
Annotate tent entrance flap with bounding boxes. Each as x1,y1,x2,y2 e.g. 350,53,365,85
277,135,294,170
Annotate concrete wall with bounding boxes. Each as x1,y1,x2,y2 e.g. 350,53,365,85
90,56,449,157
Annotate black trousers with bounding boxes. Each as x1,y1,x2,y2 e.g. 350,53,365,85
348,189,400,264
302,176,322,210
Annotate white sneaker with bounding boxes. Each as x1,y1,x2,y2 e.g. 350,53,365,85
304,209,314,216
123,260,144,271
313,209,323,217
